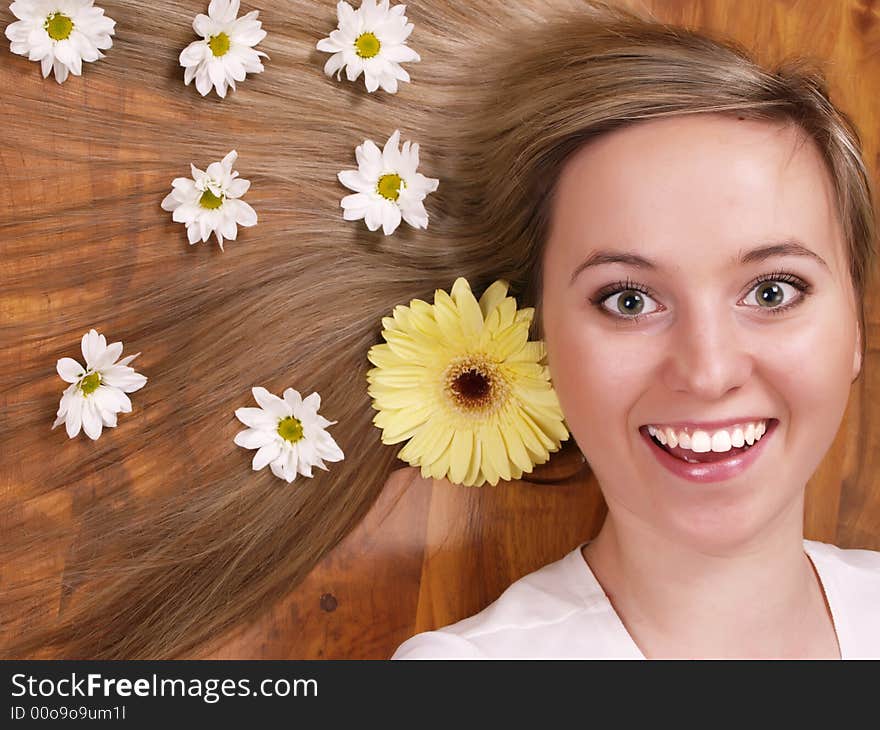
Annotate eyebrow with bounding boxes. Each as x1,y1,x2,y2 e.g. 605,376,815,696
569,238,831,286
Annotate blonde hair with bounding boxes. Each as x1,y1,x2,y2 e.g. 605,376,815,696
2,0,875,658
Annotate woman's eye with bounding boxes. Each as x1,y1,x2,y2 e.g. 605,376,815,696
741,279,805,312
599,289,660,319
593,274,811,322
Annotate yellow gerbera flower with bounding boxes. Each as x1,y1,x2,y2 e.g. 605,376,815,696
366,277,570,486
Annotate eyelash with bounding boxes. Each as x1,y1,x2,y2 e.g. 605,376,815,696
589,269,813,324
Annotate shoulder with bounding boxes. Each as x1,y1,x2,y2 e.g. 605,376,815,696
805,538,880,657
806,538,880,579
391,630,488,659
391,543,628,659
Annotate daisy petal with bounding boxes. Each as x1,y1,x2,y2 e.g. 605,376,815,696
81,398,103,440
234,406,277,430
253,440,282,470
65,396,84,439
234,427,275,449
252,386,290,418
57,357,85,383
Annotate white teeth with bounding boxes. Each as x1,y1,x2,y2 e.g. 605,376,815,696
710,431,732,453
647,419,771,454
690,431,712,453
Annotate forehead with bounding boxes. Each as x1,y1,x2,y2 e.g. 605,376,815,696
546,113,845,275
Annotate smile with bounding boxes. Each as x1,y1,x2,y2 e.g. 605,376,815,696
639,418,779,483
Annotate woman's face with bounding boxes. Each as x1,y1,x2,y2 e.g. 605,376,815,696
540,113,862,549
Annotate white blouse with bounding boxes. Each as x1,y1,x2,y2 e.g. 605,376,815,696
391,538,880,659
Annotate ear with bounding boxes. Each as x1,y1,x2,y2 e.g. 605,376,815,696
852,319,863,383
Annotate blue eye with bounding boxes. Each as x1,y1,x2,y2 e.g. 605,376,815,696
590,271,812,323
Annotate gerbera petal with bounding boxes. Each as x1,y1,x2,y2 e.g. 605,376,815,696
450,277,485,339
447,429,474,485
367,277,568,485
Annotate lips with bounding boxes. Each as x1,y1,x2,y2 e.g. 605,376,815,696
639,419,779,483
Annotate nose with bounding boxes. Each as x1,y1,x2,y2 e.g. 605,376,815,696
660,300,754,400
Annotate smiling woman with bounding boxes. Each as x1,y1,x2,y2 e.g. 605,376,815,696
392,2,880,659
1,0,878,661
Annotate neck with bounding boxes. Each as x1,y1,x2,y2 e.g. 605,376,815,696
581,499,834,658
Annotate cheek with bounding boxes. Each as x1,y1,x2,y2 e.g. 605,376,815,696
760,303,856,452
545,311,650,454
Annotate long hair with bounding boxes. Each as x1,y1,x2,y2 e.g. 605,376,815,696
1,0,875,658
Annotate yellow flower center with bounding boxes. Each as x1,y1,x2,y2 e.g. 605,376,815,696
45,12,74,41
445,355,510,418
78,371,101,395
199,189,224,209
377,173,404,201
277,416,304,443
354,32,381,58
208,32,231,56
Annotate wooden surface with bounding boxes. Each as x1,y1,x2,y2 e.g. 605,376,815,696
2,0,878,659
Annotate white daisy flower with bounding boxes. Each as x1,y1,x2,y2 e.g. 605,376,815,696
338,129,439,235
316,0,420,94
53,329,147,440
5,0,116,84
234,386,345,483
160,149,257,251
180,0,269,98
